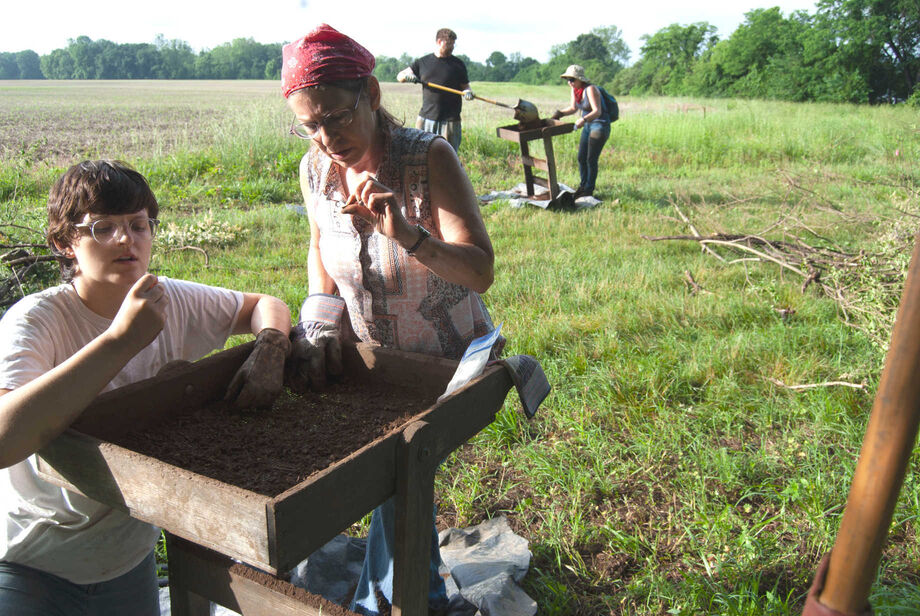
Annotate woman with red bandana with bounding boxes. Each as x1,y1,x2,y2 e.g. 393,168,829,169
551,64,613,199
280,24,500,616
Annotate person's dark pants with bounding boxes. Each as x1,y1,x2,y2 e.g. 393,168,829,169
577,120,611,193
0,551,160,616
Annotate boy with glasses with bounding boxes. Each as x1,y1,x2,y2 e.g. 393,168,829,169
0,159,291,615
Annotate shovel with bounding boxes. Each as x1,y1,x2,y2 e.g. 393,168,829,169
424,82,540,124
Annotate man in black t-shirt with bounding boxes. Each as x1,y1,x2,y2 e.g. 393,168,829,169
397,28,473,152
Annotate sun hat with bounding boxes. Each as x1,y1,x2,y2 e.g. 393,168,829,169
560,64,588,82
282,24,376,98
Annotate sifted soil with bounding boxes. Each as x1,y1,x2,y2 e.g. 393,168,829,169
228,561,355,615
113,377,440,496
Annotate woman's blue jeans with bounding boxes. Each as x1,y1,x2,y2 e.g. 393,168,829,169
0,551,160,616
349,497,448,615
577,120,611,192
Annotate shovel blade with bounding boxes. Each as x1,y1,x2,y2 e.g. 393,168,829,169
513,99,540,124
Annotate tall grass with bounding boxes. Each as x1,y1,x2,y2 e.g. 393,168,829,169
2,80,919,614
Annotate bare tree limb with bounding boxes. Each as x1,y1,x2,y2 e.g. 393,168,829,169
165,245,210,266
669,199,726,262
683,270,713,295
764,376,867,392
699,238,810,278
3,255,56,267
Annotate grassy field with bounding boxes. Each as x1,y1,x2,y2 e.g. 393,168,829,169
2,79,920,615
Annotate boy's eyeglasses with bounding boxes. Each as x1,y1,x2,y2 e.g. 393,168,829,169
74,217,159,244
564,78,576,83
289,89,363,140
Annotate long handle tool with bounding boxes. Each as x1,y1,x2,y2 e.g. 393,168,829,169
817,233,920,613
424,82,540,124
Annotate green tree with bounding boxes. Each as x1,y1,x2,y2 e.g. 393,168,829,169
155,35,196,79
0,53,18,79
591,26,631,67
566,33,609,63
40,49,75,79
690,8,829,101
264,56,281,80
194,53,216,79
613,22,718,95
67,36,98,79
16,50,43,79
93,39,120,79
518,26,627,86
816,0,920,101
373,54,413,82
200,38,281,79
484,51,521,81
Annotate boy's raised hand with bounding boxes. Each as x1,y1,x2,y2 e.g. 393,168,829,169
107,274,168,353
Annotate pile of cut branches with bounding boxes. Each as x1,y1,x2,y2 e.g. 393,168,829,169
644,197,913,348
1,223,56,311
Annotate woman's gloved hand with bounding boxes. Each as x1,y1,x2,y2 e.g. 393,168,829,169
286,294,346,392
225,327,291,409
802,554,874,616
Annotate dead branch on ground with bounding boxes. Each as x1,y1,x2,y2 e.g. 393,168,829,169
163,245,210,266
763,376,867,392
644,194,911,347
683,270,713,295
0,224,55,310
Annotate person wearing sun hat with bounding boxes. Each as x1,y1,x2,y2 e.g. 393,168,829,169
281,23,500,616
551,63,614,198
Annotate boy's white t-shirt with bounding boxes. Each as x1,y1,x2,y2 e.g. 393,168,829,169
0,277,243,584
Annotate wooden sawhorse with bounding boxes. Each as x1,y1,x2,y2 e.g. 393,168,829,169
496,119,575,203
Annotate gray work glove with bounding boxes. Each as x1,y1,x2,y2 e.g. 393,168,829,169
225,327,291,409
551,110,563,120
462,88,474,101
285,294,346,392
802,554,873,616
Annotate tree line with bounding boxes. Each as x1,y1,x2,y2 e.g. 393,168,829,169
1,36,282,81
2,0,917,105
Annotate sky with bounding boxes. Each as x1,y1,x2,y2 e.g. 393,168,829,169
1,0,821,65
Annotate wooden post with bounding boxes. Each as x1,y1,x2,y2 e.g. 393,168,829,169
392,420,436,616
519,141,535,198
543,134,560,200
819,234,920,612
166,533,214,616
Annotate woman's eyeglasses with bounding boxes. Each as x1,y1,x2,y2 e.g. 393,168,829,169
74,217,159,244
290,89,363,140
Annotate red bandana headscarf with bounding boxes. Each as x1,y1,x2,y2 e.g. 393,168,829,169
282,24,376,98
